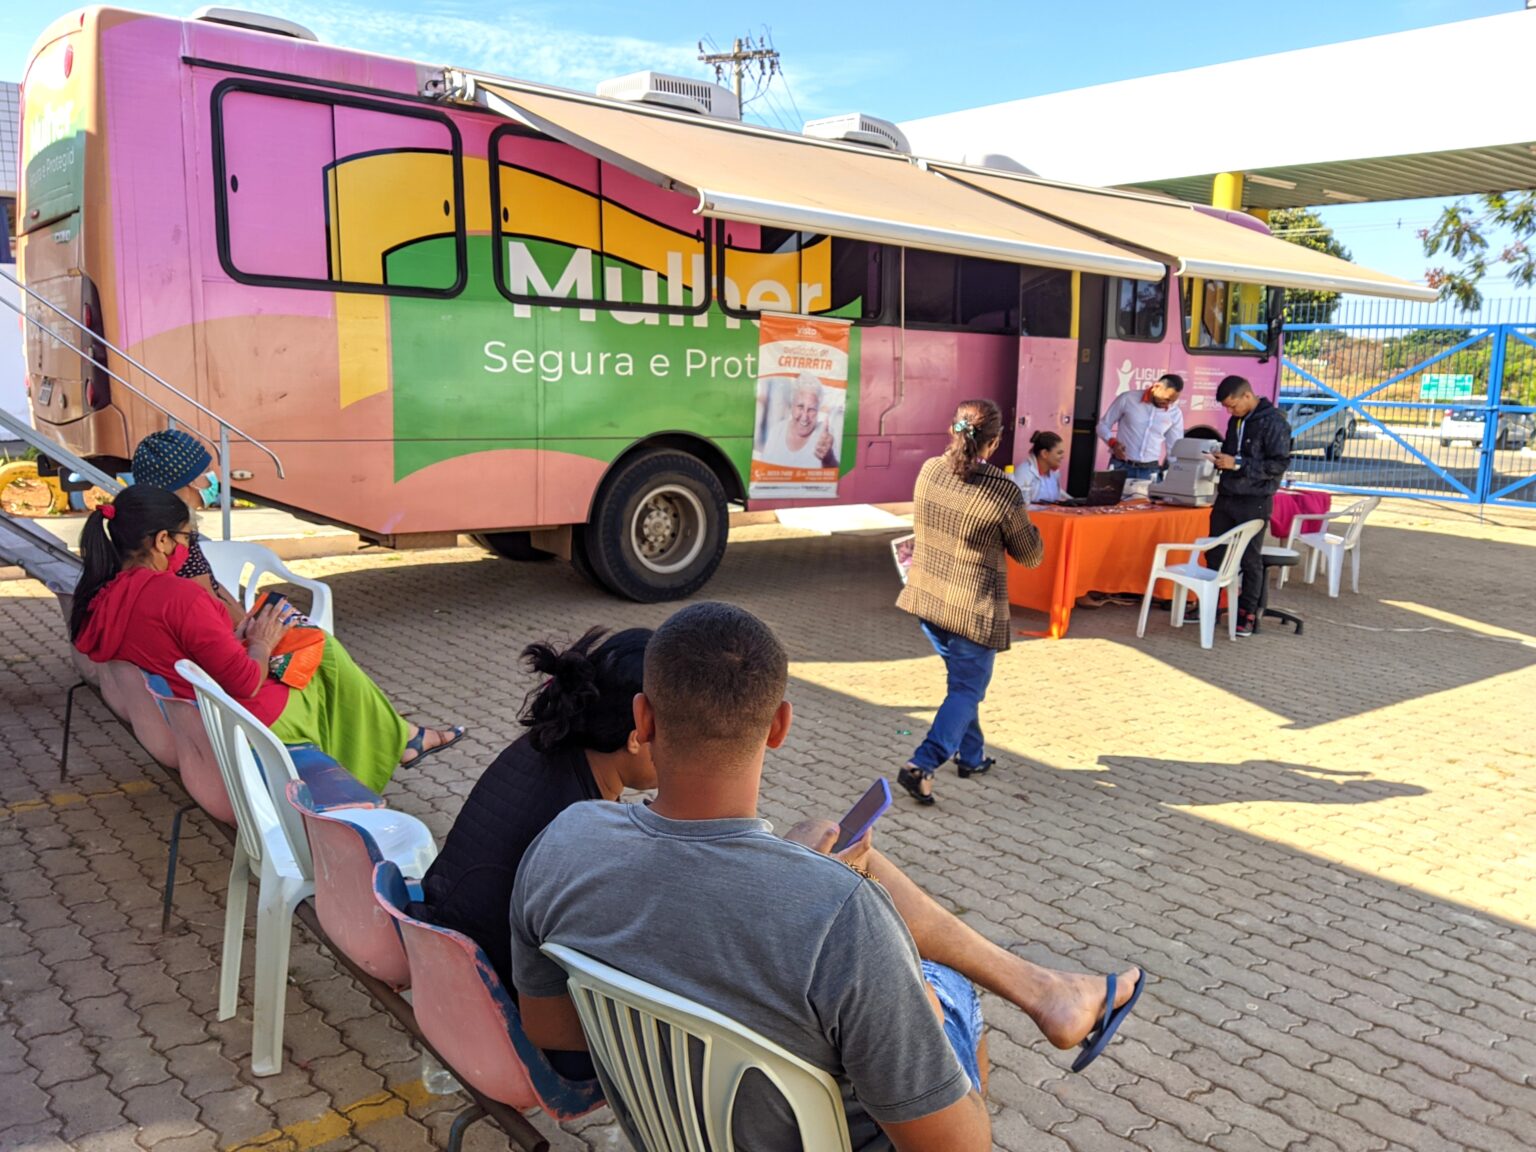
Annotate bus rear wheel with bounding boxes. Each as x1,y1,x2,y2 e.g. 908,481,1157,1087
585,451,728,602
471,532,554,562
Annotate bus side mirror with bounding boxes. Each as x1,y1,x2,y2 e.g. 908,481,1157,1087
1259,290,1286,363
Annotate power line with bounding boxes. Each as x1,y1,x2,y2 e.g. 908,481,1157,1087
776,67,806,128
757,87,797,133
698,31,781,110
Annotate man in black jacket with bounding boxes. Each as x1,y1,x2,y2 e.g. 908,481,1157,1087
1207,375,1292,636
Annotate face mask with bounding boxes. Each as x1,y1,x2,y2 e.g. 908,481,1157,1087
198,472,221,508
167,543,191,573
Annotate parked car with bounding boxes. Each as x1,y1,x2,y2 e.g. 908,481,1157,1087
1281,391,1357,461
1438,405,1532,450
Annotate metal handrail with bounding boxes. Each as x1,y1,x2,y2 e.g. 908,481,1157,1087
1,265,287,538
0,265,284,476
0,408,122,492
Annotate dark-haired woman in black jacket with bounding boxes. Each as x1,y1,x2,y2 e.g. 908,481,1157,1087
410,626,655,991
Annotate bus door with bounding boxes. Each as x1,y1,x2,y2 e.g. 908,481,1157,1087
1067,273,1108,495
1083,275,1175,490
1014,265,1078,480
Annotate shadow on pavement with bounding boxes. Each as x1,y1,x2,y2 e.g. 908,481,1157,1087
1089,755,1428,807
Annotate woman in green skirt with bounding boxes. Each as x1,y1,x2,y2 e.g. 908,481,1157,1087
70,484,462,792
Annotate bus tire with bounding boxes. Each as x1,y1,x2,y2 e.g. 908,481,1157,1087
472,531,554,562
585,451,728,602
569,525,603,590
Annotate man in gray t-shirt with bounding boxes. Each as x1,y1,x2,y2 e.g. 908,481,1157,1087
509,603,992,1151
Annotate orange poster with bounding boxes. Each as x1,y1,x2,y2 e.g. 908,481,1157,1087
749,313,851,499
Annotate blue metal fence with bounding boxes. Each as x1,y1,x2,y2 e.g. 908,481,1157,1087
1237,298,1536,507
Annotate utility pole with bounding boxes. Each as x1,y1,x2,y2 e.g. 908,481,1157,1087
697,35,780,106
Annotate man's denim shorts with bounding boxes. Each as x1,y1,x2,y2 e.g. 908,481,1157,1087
921,960,984,1092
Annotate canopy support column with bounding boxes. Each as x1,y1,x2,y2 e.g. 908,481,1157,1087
1212,172,1245,211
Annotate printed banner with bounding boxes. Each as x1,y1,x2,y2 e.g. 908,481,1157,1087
749,313,851,499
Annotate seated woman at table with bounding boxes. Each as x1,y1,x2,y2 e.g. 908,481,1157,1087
69,484,465,792
1016,430,1068,505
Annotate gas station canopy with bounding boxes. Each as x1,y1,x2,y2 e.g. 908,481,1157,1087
900,10,1536,212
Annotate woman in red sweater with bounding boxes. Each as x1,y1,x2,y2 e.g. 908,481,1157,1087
70,485,463,792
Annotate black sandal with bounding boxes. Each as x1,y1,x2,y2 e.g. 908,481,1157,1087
955,756,995,780
897,767,936,806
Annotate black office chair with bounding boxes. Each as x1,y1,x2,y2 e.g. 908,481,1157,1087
1255,547,1304,635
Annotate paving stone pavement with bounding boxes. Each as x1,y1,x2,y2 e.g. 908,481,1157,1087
3,499,1534,1152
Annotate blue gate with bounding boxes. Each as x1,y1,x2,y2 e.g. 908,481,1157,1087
1239,299,1536,507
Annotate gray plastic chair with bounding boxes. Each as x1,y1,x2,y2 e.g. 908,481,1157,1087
542,943,852,1152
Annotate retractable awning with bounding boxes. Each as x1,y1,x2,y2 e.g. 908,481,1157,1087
930,162,1438,302
459,76,1166,281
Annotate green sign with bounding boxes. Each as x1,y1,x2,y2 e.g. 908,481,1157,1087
1420,373,1475,401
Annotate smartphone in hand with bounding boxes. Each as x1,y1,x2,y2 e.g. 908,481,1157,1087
833,779,893,853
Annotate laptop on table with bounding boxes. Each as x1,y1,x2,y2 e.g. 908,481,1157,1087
1053,470,1128,508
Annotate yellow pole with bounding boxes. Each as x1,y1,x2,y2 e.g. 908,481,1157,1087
1204,172,1250,340
1211,171,1244,211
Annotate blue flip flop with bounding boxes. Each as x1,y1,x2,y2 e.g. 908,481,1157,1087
402,725,466,767
1070,971,1148,1073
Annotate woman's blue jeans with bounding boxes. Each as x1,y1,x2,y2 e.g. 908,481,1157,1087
910,621,997,774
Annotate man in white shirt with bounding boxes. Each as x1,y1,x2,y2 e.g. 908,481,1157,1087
1096,373,1185,480
756,373,839,469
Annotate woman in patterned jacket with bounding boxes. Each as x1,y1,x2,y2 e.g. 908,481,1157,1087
896,399,1044,805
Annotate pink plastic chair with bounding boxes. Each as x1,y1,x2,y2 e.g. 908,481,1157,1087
99,660,181,770
144,674,236,824
143,672,236,932
287,780,437,989
372,861,605,1151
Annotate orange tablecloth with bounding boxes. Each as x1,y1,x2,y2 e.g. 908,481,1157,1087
1008,501,1214,638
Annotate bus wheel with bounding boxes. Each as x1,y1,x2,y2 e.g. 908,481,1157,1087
569,525,603,589
586,451,727,602
471,532,554,562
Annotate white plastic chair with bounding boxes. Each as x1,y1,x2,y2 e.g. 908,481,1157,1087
1282,496,1379,597
1137,519,1266,649
175,659,434,1076
201,540,335,633
542,943,852,1152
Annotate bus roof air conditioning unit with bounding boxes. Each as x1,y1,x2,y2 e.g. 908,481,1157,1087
802,113,910,152
596,72,740,121
190,7,319,40
968,152,1038,176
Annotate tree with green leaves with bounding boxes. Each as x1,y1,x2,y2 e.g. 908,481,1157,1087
1268,207,1353,323
1268,207,1353,357
1420,191,1536,311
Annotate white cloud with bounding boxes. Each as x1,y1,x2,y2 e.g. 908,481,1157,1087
259,0,893,127
262,0,704,92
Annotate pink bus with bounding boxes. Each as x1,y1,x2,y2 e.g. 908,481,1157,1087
19,6,1299,600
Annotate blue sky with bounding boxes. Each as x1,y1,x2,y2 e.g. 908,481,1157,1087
4,0,1527,300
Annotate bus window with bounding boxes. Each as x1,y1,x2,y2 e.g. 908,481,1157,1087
1180,276,1272,353
902,248,958,325
494,133,602,307
959,256,1019,333
718,228,881,320
719,225,815,316
219,90,334,281
900,251,1020,332
332,105,460,292
1110,275,1166,341
1020,268,1073,338
216,87,463,294
492,130,709,314
824,238,884,321
599,163,709,314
